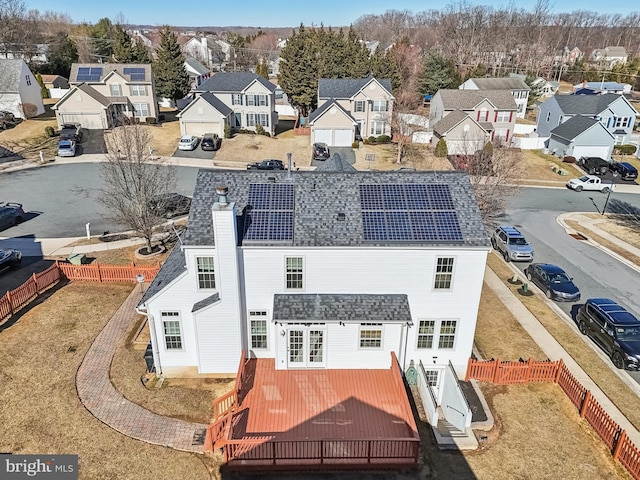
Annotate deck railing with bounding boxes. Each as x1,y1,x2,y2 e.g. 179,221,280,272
57,261,160,283
466,357,640,480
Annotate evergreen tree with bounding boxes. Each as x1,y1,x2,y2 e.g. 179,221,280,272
111,25,150,63
435,138,448,157
279,24,319,116
152,26,191,104
465,63,488,81
89,18,115,62
256,60,269,79
370,46,400,89
345,26,370,78
42,34,77,78
420,51,460,96
525,74,542,107
36,73,49,99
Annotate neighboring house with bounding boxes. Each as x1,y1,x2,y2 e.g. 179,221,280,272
41,74,69,90
430,89,517,148
547,115,614,159
139,169,490,377
566,46,583,65
0,59,45,119
176,92,233,137
459,77,530,118
590,46,628,67
309,77,394,147
194,72,277,135
431,110,489,155
531,78,559,97
573,81,631,95
52,63,158,129
181,36,215,67
536,93,637,144
184,56,211,90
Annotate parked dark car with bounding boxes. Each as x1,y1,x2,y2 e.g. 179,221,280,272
201,133,221,151
148,193,192,218
0,111,21,130
524,263,580,302
609,161,638,181
57,123,82,142
312,142,330,161
0,202,25,230
577,156,609,175
0,248,22,273
577,298,640,370
246,159,285,170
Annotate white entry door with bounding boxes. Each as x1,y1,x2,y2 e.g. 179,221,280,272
287,326,326,368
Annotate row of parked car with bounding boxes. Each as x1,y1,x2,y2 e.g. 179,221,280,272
491,225,640,371
178,134,221,152
566,156,638,193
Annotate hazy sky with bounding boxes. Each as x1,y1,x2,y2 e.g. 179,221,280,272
24,0,639,27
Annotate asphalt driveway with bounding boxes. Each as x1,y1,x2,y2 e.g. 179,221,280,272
172,143,216,160
311,147,355,168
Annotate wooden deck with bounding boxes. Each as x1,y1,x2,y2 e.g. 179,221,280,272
219,355,420,470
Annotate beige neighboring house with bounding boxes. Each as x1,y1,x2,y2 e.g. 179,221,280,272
459,77,529,118
431,110,488,155
0,59,45,119
310,77,394,147
590,46,628,68
41,74,69,90
52,63,158,129
430,89,517,153
176,92,233,137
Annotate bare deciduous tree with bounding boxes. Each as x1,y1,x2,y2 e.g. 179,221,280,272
97,123,177,254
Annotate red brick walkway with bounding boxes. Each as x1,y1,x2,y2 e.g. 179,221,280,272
76,287,207,452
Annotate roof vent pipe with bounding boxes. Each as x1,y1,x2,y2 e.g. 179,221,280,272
215,185,229,206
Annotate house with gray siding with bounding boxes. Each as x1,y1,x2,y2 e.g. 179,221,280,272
459,77,530,118
547,116,615,159
536,93,637,144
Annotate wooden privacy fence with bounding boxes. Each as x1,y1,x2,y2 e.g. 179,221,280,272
466,358,640,480
0,261,160,324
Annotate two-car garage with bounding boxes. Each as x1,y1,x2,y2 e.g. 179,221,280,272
309,101,356,147
312,128,354,147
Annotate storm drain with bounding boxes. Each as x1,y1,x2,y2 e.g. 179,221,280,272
569,232,588,241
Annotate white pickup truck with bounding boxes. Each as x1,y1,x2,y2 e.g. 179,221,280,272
566,175,613,193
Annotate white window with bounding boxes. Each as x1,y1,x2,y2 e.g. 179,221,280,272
546,111,551,122
424,369,439,386
354,100,365,113
130,84,147,96
615,117,629,128
417,320,435,348
232,94,242,105
132,103,150,117
246,95,256,106
371,100,388,112
438,320,457,349
370,121,385,136
494,128,509,143
196,257,215,289
25,75,31,86
110,84,122,96
286,257,303,289
249,311,268,349
246,113,256,127
434,257,454,289
258,112,269,126
161,311,182,350
477,108,488,122
359,323,383,348
496,111,510,122
258,94,267,106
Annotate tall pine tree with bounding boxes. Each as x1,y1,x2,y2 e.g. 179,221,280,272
279,24,319,116
152,26,191,104
111,25,150,63
370,46,400,90
421,51,460,96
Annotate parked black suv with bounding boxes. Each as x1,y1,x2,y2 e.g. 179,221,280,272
201,133,221,151
246,159,285,170
577,298,640,370
609,161,638,181
312,142,330,161
577,156,609,176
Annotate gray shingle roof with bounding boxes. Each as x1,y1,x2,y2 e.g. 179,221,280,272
183,169,489,248
184,56,210,75
139,246,186,305
273,294,412,323
0,59,23,92
315,153,357,172
192,293,221,312
437,89,517,110
549,115,601,141
318,77,393,99
308,99,355,124
196,72,276,93
431,110,471,135
553,93,623,115
69,63,153,84
467,77,530,91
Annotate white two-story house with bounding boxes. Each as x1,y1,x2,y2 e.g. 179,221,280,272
459,77,530,118
182,72,277,136
52,63,158,129
309,77,395,147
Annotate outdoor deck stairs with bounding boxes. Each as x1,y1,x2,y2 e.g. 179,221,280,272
432,407,479,450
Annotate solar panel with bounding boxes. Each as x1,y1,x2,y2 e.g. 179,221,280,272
77,67,102,82
124,67,146,81
244,183,294,242
359,183,463,242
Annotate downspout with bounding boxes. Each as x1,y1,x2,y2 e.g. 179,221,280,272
402,321,412,375
136,306,163,377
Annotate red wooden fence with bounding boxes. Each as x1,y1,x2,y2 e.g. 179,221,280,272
1,261,160,324
466,358,640,480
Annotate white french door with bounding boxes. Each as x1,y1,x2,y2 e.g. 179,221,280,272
287,325,326,368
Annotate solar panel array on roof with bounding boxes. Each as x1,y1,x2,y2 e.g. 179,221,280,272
77,67,103,82
123,67,145,81
244,183,294,241
359,184,463,242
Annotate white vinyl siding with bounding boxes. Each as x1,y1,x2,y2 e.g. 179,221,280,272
434,257,455,289
196,257,215,289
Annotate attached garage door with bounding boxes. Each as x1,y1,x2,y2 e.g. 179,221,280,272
313,129,332,145
572,145,610,159
59,113,103,130
184,122,220,137
333,129,353,147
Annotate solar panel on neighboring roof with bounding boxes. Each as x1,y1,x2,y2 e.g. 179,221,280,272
244,183,294,241
77,67,102,82
359,184,463,242
124,67,145,81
